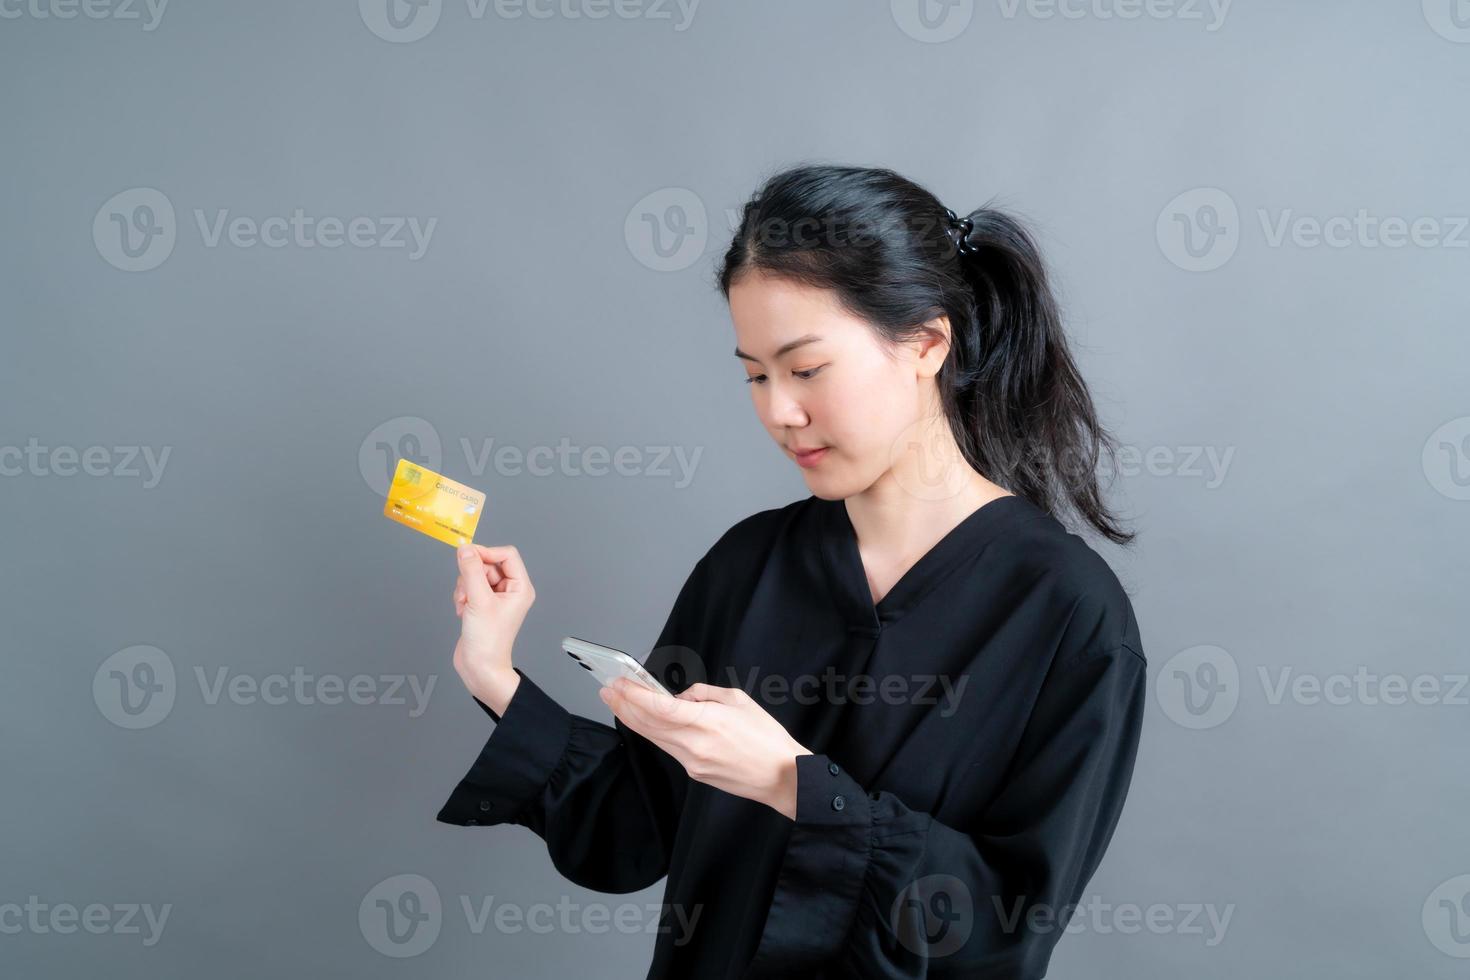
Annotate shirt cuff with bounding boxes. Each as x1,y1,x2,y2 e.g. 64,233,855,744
750,752,874,969
436,668,573,828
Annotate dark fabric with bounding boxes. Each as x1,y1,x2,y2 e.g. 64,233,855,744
437,493,1147,978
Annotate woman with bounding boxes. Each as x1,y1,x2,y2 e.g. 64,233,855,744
437,164,1147,979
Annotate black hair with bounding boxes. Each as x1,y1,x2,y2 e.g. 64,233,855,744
713,162,1135,546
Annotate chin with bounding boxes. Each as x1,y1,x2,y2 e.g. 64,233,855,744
800,470,859,501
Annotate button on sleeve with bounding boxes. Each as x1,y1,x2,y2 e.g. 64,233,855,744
436,668,574,828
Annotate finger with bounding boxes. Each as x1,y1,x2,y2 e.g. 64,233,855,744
616,679,700,727
607,686,672,737
470,544,529,593
458,547,503,589
676,682,744,704
456,545,494,607
601,685,655,736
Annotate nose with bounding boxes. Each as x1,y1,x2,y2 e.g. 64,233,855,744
762,384,809,430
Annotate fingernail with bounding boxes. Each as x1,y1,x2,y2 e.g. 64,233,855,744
458,545,474,559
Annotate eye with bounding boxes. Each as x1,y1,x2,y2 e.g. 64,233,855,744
744,366,824,385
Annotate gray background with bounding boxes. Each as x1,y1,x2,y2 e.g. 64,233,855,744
3,0,1468,976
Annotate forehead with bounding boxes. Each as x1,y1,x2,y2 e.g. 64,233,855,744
728,270,863,359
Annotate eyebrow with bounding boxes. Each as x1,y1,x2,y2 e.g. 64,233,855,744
733,334,824,364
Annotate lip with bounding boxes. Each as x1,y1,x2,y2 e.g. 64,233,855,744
791,446,830,468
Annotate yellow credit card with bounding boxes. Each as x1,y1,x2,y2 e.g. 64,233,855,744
382,458,485,547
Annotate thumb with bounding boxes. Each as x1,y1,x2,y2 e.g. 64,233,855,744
457,545,493,608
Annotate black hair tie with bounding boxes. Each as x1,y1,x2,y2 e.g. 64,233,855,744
944,207,978,256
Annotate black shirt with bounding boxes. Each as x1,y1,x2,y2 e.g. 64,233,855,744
436,492,1147,979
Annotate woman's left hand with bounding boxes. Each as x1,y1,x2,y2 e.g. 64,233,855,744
600,679,811,820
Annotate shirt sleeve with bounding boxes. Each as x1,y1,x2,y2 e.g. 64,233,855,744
748,641,1148,979
434,553,713,895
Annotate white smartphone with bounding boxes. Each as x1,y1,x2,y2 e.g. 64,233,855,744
562,636,673,698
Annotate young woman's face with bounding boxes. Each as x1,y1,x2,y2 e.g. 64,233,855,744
728,268,946,497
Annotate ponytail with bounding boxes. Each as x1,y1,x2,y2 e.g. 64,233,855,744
948,207,1134,544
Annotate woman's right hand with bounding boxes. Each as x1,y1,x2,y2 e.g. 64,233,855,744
451,543,536,714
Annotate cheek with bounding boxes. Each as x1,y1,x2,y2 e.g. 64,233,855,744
838,360,904,422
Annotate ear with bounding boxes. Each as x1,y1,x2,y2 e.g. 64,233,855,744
913,315,952,379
